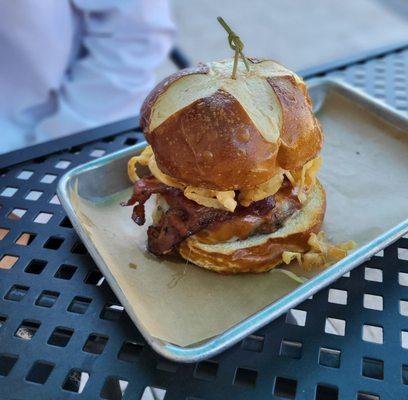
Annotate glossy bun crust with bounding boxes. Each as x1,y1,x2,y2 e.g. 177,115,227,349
140,59,322,191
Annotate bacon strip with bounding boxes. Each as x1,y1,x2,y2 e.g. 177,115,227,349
121,176,175,225
148,190,233,255
123,176,301,256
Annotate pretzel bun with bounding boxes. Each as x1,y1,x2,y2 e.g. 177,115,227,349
140,58,322,191
178,179,326,274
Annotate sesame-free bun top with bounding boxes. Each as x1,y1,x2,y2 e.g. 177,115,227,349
140,58,322,191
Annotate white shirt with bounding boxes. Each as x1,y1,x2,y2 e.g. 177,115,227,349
0,0,175,153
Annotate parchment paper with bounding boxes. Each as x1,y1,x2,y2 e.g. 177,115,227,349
70,91,408,347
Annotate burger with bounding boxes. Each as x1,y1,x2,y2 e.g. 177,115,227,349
123,58,353,274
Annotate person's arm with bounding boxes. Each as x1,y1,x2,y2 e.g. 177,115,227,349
36,0,175,137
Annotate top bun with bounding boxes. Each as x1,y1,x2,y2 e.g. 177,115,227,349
140,58,322,191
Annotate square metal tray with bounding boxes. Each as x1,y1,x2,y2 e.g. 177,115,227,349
58,78,408,362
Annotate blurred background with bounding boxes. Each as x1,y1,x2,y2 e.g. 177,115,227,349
0,0,407,155
158,0,408,78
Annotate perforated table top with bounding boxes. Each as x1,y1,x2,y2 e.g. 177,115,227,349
0,46,407,400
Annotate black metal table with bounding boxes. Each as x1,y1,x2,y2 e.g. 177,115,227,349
0,43,407,400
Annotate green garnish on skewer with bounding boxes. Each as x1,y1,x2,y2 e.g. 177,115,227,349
217,16,250,79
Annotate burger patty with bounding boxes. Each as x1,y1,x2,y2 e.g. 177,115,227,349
194,189,301,244
122,175,300,256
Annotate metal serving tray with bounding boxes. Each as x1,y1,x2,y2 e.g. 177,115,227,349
58,78,408,362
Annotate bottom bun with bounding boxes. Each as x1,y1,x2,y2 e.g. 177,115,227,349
178,179,326,274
